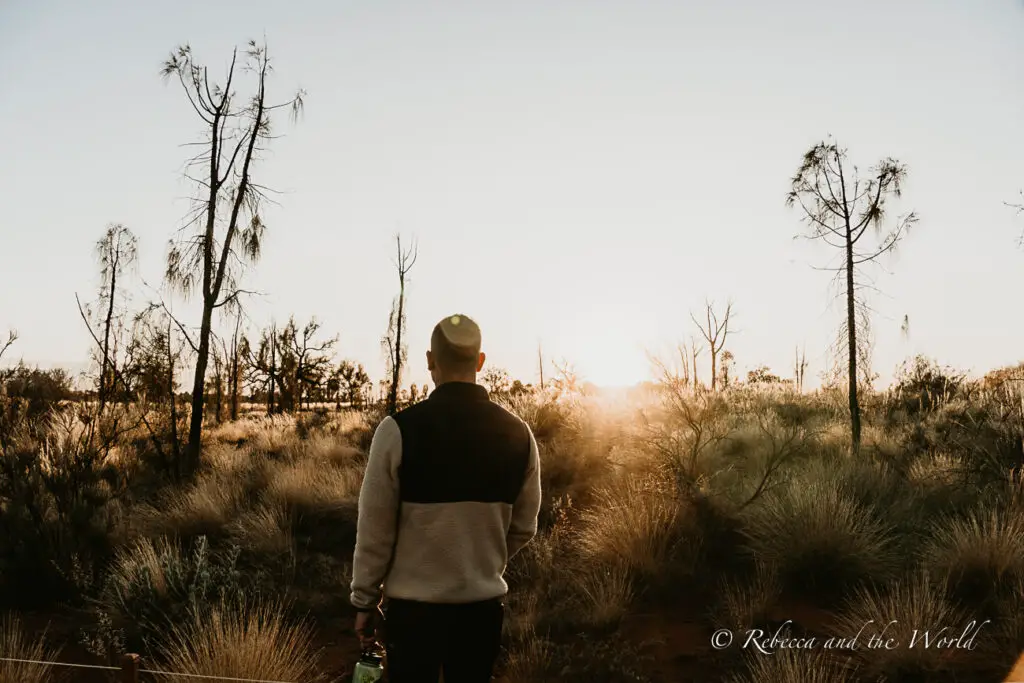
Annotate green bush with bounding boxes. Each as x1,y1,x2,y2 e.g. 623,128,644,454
96,535,250,653
0,400,121,608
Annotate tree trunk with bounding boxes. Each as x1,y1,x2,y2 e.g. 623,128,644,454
214,362,223,425
845,231,861,453
99,263,117,411
268,326,276,416
387,285,405,416
691,348,699,392
230,320,240,421
710,351,718,392
167,319,181,479
185,301,214,475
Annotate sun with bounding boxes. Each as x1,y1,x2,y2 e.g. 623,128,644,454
568,338,651,388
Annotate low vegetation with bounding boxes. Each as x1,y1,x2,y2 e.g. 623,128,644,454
2,354,1022,682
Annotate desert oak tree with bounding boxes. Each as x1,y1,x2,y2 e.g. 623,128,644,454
162,41,304,473
787,138,917,453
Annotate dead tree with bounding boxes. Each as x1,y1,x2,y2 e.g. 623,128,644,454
794,345,808,393
382,234,417,416
162,41,304,474
538,343,545,390
243,321,286,415
689,336,703,391
229,312,243,420
0,330,16,365
268,321,278,413
215,315,245,421
786,137,918,453
691,300,733,392
93,224,137,410
211,342,225,424
283,317,337,411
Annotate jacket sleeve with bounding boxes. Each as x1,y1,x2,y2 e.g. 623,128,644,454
350,416,403,611
507,423,542,559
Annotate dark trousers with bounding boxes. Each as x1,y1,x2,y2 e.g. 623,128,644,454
383,597,504,683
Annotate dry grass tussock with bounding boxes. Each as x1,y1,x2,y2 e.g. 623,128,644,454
228,502,295,555
923,506,1024,604
104,536,181,605
124,418,364,544
323,409,372,438
263,455,361,515
907,451,962,487
570,562,635,629
832,571,969,681
501,624,555,683
575,472,690,581
152,597,325,683
739,479,901,603
208,414,297,445
0,614,60,683
726,648,858,683
131,469,247,539
713,560,780,633
288,433,363,467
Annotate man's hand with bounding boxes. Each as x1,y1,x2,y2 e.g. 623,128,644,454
354,610,377,649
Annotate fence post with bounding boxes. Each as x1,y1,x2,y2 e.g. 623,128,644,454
120,653,140,683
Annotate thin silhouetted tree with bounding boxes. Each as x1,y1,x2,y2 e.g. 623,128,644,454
161,41,304,474
691,300,733,392
382,234,417,416
537,343,545,390
794,345,808,393
787,137,918,453
94,224,137,410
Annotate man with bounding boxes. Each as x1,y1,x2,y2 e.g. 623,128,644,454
350,313,542,683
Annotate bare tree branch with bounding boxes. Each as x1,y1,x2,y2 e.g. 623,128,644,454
0,330,17,364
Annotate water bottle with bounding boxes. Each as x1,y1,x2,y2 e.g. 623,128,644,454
352,644,385,683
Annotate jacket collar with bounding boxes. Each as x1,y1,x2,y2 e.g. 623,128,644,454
429,381,490,402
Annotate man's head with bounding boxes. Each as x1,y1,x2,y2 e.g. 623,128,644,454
427,314,485,385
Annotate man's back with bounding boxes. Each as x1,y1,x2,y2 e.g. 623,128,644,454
349,314,542,683
350,381,541,608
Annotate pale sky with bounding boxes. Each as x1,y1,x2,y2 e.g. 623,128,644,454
1,0,1023,390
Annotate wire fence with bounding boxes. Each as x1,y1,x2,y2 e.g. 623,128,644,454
0,654,302,683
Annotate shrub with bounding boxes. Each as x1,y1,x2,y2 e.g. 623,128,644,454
570,562,635,630
739,480,900,606
97,536,250,652
831,572,970,682
0,400,120,608
500,627,555,683
0,363,74,417
134,471,246,540
711,560,780,633
228,502,295,556
891,355,967,416
575,472,694,592
922,507,1024,610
